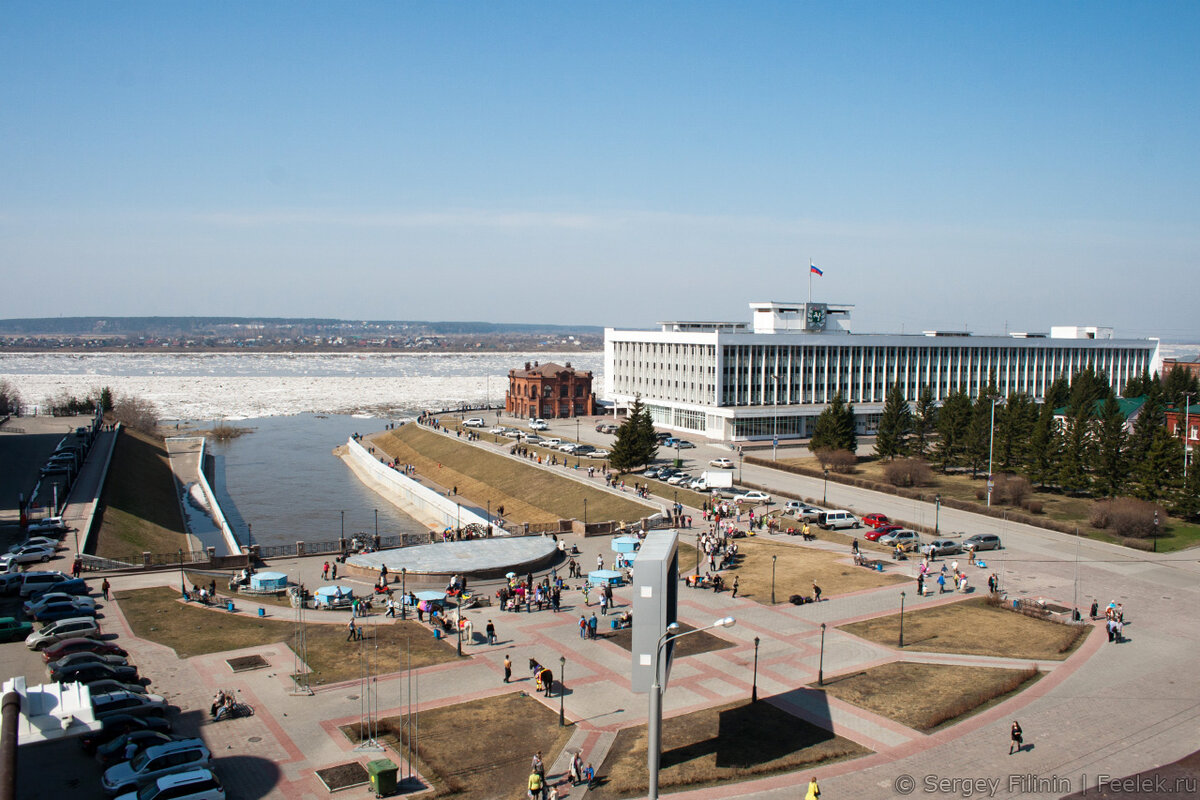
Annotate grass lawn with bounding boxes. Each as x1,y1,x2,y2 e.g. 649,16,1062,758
839,596,1088,661
725,539,906,604
816,661,1041,732
372,425,655,525
607,621,734,659
343,692,574,798
592,700,869,798
95,429,189,560
779,455,1200,552
115,586,458,683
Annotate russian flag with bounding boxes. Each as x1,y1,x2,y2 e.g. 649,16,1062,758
810,264,823,276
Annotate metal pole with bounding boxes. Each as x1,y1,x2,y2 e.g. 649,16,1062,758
772,374,778,462
374,508,378,538
823,468,829,505
400,568,407,619
935,494,940,535
583,498,587,526
987,398,996,507
1072,528,1080,620
559,656,566,726
178,548,185,597
899,591,906,647
1154,511,1159,553
340,510,345,541
751,636,760,702
1,690,21,800
1185,394,1193,479
770,555,777,605
818,623,826,686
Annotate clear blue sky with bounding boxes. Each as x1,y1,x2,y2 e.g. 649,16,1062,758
2,2,1198,339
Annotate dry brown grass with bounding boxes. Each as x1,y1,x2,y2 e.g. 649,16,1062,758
95,428,188,559
592,700,869,798
816,661,1041,731
839,597,1088,660
725,538,906,604
372,425,655,525
115,586,458,683
344,692,574,797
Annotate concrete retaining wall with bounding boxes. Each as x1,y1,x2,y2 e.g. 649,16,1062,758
193,438,242,556
345,436,493,532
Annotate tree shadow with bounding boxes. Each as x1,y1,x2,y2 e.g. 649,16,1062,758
660,699,837,770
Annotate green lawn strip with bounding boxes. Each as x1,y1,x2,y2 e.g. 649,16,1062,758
115,586,457,683
95,429,189,560
815,661,1041,732
375,425,655,524
838,597,1087,661
727,538,906,604
591,699,869,798
342,692,573,798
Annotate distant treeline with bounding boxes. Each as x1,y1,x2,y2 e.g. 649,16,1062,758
0,316,603,337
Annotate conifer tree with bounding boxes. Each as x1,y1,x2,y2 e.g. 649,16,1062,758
1093,396,1128,497
994,393,1035,471
911,386,937,457
609,396,658,471
875,384,912,460
811,393,856,453
934,390,971,471
1057,406,1092,495
1026,403,1063,488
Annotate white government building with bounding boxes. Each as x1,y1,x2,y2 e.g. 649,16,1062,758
603,301,1161,443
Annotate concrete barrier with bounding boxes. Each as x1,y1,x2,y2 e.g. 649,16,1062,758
193,438,242,556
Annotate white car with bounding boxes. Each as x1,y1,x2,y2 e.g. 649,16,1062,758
463,418,485,428
734,490,771,505
708,458,734,469
114,768,225,800
1,544,57,566
559,442,579,453
523,434,543,444
591,449,610,459
667,473,691,485
21,536,63,551
688,477,709,490
530,419,549,431
489,426,506,434
28,517,68,534
542,438,562,449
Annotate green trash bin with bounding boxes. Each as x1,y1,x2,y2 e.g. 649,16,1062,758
366,758,398,796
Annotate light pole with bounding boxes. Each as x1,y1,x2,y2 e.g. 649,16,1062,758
738,446,743,483
247,522,252,548
823,468,829,505
1154,510,1159,553
649,617,736,800
751,636,760,702
583,498,588,526
770,555,778,605
1184,393,1194,479
675,440,681,468
487,500,491,534
772,373,779,462
987,397,998,507
340,509,345,545
400,568,407,619
899,591,907,648
818,623,826,686
178,548,185,598
934,494,941,535
559,655,566,726
374,508,379,539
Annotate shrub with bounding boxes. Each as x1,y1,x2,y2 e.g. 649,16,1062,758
975,489,986,501
1024,500,1043,514
1092,497,1165,538
993,474,1031,507
818,449,857,474
112,394,160,435
883,458,935,488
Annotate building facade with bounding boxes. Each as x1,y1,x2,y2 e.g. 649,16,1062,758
603,301,1161,443
506,361,596,419
1162,356,1200,380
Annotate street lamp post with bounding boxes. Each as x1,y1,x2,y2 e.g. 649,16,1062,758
649,617,736,800
1154,510,1159,553
899,591,907,648
738,446,743,483
751,636,760,702
935,494,941,535
178,548,185,598
583,498,588,526
559,656,566,726
400,568,407,619
772,374,779,462
1184,393,1194,479
823,468,829,505
340,510,345,549
818,623,827,686
770,555,778,605
487,500,491,534
374,508,378,539
987,397,997,507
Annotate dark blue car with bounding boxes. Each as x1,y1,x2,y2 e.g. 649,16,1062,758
30,601,98,623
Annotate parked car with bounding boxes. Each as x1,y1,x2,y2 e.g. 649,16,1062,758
573,444,596,456
688,477,708,490
863,528,892,542
817,510,860,529
26,616,101,650
84,679,150,697
101,738,212,796
42,637,127,663
522,434,543,444
0,616,33,643
81,714,172,754
27,517,68,534
91,691,167,721
862,513,890,529
20,536,64,550
664,438,695,449
501,428,521,438
0,543,57,567
879,530,922,550
667,473,691,486
488,426,506,434
541,437,562,449
49,651,129,674
30,600,99,623
591,449,610,459
783,501,821,520
96,731,175,768
643,467,661,479
921,539,963,557
52,661,140,685
595,423,618,434
112,768,224,800
1,570,73,597
962,533,1003,551
734,490,772,505
25,576,89,599
656,468,676,481
530,419,549,431
708,457,734,469
24,593,97,617
462,417,485,428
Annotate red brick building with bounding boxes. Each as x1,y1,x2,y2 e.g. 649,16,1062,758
1167,406,1198,469
1162,356,1200,380
506,361,595,419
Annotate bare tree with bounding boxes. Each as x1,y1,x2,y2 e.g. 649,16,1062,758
112,394,160,434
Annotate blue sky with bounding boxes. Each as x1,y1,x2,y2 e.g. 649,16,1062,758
2,2,1198,338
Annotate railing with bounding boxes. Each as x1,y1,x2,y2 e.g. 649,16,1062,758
80,554,137,572
145,550,211,567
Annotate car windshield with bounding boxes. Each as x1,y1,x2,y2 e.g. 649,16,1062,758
130,749,152,771
136,781,162,800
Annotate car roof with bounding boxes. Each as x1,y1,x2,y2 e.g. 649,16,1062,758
152,768,219,788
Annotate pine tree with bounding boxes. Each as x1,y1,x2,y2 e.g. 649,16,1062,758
811,393,856,453
842,398,859,455
1172,460,1200,521
609,396,657,471
1044,376,1071,412
934,390,971,471
1163,365,1200,412
1093,396,1128,497
1132,425,1183,502
1057,406,1092,495
1128,384,1167,467
1026,403,1063,488
994,393,1035,471
875,384,913,460
911,386,937,457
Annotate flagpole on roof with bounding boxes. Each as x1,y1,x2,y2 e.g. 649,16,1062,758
808,258,812,306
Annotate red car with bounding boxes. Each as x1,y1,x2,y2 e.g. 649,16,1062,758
41,637,127,663
862,513,890,529
864,524,903,541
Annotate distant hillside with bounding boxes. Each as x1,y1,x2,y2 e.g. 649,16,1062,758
0,316,602,336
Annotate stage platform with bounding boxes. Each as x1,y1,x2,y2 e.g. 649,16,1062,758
344,536,560,582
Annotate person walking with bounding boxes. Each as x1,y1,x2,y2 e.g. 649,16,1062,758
527,770,543,800
486,619,496,645
346,618,358,642
1009,721,1023,754
531,752,546,800
813,582,822,602
599,593,608,616
322,561,329,580
503,655,512,683
331,562,337,580
937,572,946,594
805,776,821,799
731,576,739,598
588,613,598,640
101,578,111,601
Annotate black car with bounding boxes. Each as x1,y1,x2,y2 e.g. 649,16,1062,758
96,730,175,768
51,662,140,685
84,678,148,696
80,714,172,754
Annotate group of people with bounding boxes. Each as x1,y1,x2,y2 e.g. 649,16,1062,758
527,750,595,800
185,579,218,604
498,574,564,613
917,558,970,594
1093,600,1126,642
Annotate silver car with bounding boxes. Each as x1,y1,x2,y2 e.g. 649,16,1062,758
26,616,101,650
921,539,962,557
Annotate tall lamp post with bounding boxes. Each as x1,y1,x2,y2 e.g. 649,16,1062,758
178,548,185,598
770,555,778,605
400,568,407,619
649,617,736,800
818,622,827,686
987,397,998,507
559,655,566,726
340,509,345,547
823,468,829,505
1154,510,1159,553
374,508,378,539
772,373,779,462
1184,393,1194,479
934,494,941,535
751,636,760,702
899,591,907,648
583,498,588,526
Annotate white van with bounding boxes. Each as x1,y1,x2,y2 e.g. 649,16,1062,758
818,510,860,530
